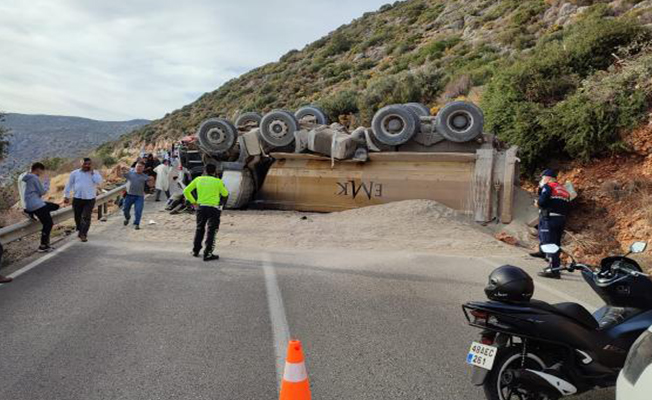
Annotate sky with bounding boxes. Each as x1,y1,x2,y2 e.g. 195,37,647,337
0,0,390,121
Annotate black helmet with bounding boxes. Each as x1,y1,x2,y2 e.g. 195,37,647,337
485,265,534,302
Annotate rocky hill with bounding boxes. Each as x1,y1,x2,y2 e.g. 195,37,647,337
0,114,149,181
114,0,652,174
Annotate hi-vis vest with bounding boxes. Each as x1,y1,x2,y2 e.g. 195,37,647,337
548,182,571,202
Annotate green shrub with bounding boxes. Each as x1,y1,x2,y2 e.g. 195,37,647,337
417,3,445,24
483,15,651,172
356,59,377,71
412,36,462,64
319,90,359,120
323,32,353,56
101,155,118,168
40,157,66,171
358,68,443,123
280,49,299,62
510,0,548,26
252,94,277,110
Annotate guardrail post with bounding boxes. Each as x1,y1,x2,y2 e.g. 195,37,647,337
101,203,108,222
97,205,103,221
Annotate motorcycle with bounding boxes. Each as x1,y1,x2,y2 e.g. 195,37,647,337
462,241,652,400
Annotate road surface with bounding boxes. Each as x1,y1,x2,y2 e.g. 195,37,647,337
0,201,614,399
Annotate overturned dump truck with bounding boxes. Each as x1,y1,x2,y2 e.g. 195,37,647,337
178,101,520,224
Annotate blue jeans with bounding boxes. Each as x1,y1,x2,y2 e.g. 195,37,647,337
123,194,144,226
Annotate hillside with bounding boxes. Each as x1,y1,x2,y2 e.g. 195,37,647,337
0,114,149,181
113,0,652,174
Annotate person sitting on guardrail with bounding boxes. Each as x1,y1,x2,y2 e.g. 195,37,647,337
63,158,103,243
23,162,60,253
0,243,12,284
16,170,36,221
183,164,229,262
122,162,152,230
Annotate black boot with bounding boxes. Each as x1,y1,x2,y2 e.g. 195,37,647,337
203,254,220,262
538,267,561,279
529,251,546,259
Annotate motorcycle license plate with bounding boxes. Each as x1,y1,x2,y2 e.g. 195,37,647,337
466,342,497,370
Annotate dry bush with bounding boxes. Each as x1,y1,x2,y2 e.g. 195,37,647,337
440,75,472,102
0,184,19,228
599,180,623,199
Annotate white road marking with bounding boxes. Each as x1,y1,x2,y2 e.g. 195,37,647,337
263,253,291,390
0,241,77,287
478,258,598,311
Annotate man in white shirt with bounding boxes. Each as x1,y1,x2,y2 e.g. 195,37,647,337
64,158,103,242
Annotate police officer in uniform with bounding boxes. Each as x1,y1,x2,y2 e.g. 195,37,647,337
183,164,229,261
535,169,571,279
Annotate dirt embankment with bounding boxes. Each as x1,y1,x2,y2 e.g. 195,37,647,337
556,120,652,268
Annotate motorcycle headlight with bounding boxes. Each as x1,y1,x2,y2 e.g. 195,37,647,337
623,329,652,385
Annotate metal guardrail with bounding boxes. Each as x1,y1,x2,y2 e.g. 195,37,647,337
0,184,126,245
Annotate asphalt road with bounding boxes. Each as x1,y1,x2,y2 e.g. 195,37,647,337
0,202,615,399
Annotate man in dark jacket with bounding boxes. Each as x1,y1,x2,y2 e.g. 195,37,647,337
23,162,60,252
536,169,571,279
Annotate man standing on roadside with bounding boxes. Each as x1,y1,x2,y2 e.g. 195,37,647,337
535,169,571,279
153,159,172,202
23,162,60,252
122,162,152,230
183,164,229,261
0,243,12,284
64,158,103,242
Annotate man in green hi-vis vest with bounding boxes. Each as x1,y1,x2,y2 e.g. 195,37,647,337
183,164,229,262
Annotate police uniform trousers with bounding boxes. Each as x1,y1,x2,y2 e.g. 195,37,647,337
193,206,222,256
539,215,566,269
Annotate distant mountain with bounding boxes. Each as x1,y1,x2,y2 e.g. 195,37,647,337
0,113,149,181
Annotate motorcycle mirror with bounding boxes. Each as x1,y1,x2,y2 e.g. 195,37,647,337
541,244,560,254
630,242,647,254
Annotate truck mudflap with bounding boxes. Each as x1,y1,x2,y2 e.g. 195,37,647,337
252,152,477,213
471,366,489,386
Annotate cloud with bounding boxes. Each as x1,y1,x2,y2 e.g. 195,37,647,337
0,0,390,121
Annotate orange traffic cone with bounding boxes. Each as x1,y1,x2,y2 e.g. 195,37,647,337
279,340,311,400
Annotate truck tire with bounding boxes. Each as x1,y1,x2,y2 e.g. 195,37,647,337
295,106,329,125
404,102,431,117
371,105,420,146
235,112,262,131
260,110,299,148
196,118,238,155
435,101,484,143
224,169,256,209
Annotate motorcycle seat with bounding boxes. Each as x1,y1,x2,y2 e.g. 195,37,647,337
529,300,599,330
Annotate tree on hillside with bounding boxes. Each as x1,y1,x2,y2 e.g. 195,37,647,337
0,112,10,161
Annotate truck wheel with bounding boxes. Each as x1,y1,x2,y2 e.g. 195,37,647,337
196,118,238,155
435,101,484,143
371,105,420,146
404,102,431,117
295,106,329,125
260,110,299,148
224,169,255,209
235,112,263,131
